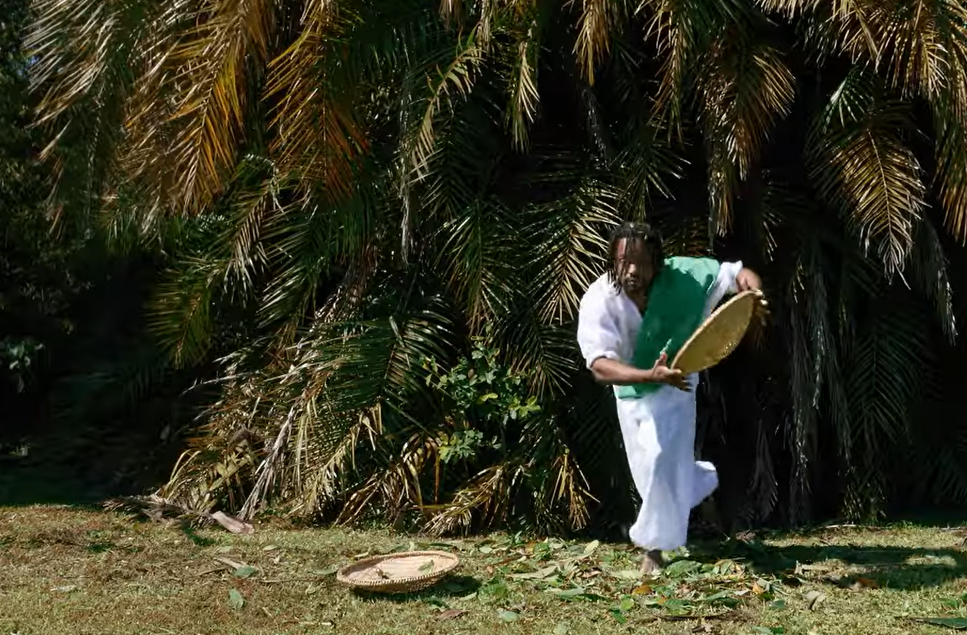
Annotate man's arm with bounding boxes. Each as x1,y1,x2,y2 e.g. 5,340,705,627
576,279,688,391
589,357,655,386
590,355,687,390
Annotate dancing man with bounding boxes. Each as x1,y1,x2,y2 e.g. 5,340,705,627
577,222,763,573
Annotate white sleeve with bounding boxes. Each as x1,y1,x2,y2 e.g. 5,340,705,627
577,284,623,369
705,260,743,313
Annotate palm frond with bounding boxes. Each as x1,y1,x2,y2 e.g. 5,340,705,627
148,258,220,368
573,0,629,85
638,0,746,136
436,199,519,328
697,31,795,233
266,1,366,200
401,30,485,184
526,176,620,325
911,219,957,342
808,69,925,276
163,0,277,212
504,15,542,150
843,293,929,519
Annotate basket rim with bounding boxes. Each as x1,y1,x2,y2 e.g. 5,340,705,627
671,289,760,374
336,550,460,590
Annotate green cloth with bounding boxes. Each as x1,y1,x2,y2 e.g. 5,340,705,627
616,256,721,400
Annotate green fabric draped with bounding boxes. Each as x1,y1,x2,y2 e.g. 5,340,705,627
616,256,720,400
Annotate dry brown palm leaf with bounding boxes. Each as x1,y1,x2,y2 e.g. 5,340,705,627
574,0,629,85
697,33,794,234
403,35,485,183
809,72,925,275
266,1,365,201
545,443,595,530
639,0,712,137
423,462,527,535
289,407,383,517
164,0,277,213
505,19,541,150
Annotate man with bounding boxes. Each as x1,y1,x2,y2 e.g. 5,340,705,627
576,222,763,574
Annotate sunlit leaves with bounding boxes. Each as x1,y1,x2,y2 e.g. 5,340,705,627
527,177,621,326
808,70,925,275
437,200,519,328
504,16,542,150
574,0,629,85
267,0,365,200
697,33,795,233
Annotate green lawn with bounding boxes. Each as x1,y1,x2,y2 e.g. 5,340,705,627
1,506,966,634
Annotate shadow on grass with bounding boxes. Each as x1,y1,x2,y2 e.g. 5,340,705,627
352,575,482,603
180,523,217,547
689,539,967,591
0,457,99,507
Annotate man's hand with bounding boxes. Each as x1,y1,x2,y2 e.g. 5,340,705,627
651,352,690,392
736,268,762,292
736,267,769,325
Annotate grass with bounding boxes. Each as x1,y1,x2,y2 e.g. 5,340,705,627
1,506,967,634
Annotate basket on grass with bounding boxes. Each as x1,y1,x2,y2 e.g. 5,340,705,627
336,550,460,594
671,289,763,375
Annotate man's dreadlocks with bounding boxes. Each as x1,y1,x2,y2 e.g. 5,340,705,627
608,221,664,289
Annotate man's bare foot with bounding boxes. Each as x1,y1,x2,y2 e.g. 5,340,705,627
640,549,664,575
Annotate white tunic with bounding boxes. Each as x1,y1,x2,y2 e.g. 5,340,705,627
576,261,743,551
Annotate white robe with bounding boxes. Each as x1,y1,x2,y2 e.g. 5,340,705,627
576,261,743,551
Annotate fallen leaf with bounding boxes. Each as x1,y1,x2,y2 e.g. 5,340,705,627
498,609,519,623
547,587,587,599
509,565,558,580
609,608,627,624
908,617,967,630
582,540,600,557
313,565,339,576
804,590,826,610
228,588,245,610
233,566,258,579
663,560,701,578
436,609,467,621
50,585,78,593
632,584,653,595
479,545,494,555
611,569,642,581
211,511,254,535
619,596,635,611
851,577,879,590
752,582,765,596
553,624,569,635
214,556,248,571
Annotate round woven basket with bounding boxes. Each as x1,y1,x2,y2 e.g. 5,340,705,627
336,550,460,594
672,290,762,375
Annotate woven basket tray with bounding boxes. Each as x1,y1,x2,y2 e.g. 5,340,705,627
336,550,460,594
672,290,761,375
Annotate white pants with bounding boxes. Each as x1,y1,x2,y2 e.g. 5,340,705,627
615,378,718,551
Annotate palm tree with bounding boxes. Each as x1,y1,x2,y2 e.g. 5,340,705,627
26,0,967,531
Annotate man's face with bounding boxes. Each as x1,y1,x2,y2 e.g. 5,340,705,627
614,238,655,295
